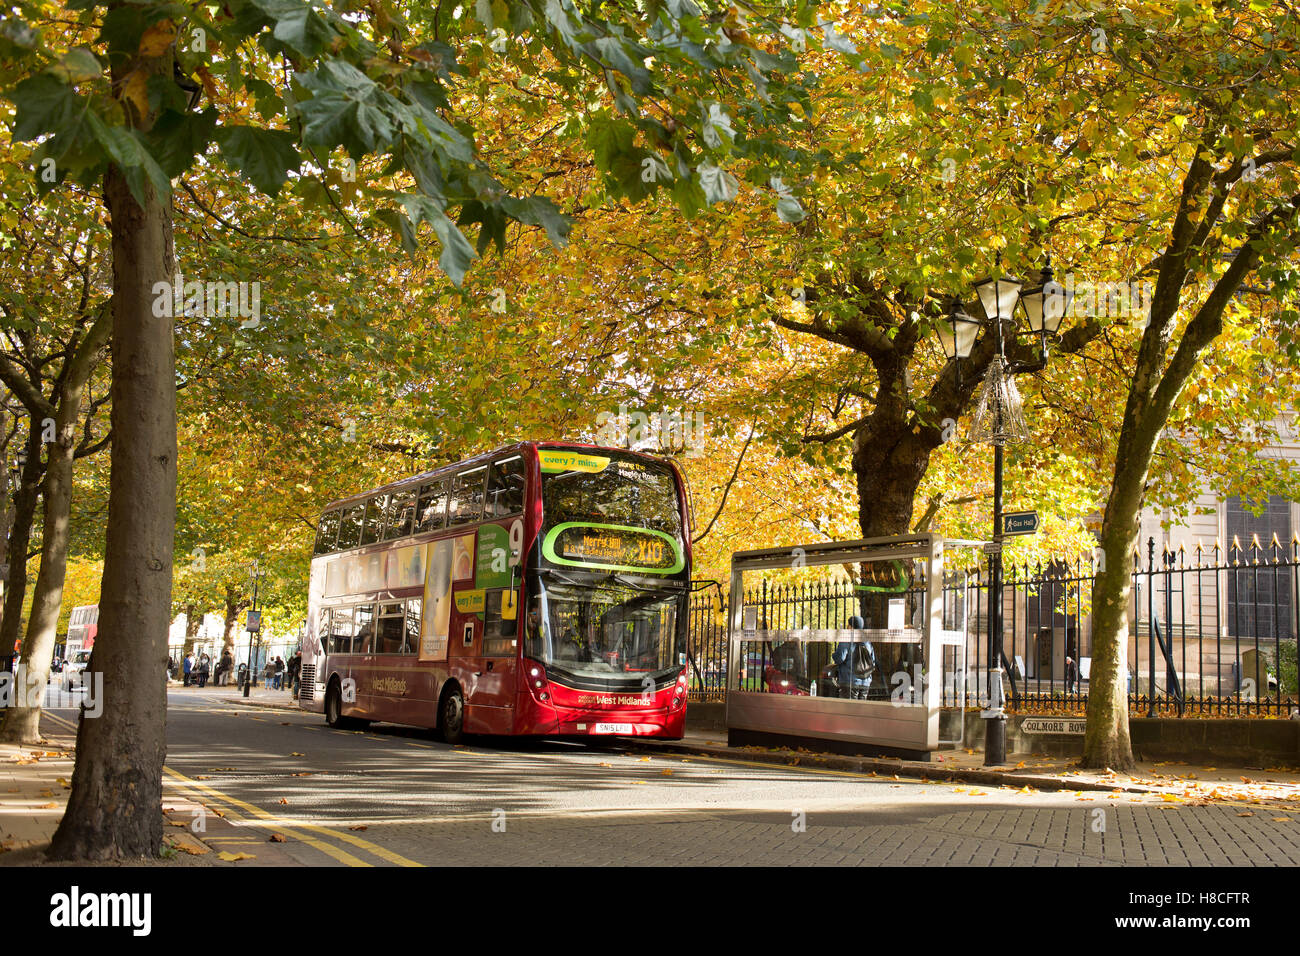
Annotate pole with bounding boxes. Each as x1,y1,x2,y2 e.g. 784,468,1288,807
242,566,259,698
984,441,1008,765
983,265,1009,766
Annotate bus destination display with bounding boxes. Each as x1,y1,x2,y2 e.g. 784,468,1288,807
542,522,683,574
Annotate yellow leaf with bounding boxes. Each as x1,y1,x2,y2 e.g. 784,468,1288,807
122,70,149,120
269,833,286,843
1237,811,1254,817
138,21,177,58
217,851,254,862
660,768,674,776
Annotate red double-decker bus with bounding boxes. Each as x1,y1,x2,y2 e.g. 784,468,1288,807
299,442,691,742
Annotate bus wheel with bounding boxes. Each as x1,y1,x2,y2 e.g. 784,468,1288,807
325,681,344,728
439,687,466,745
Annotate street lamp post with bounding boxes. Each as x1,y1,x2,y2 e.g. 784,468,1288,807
937,254,1071,766
242,561,262,698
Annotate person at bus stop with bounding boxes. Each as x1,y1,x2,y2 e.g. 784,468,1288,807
183,652,193,686
273,656,285,690
833,616,875,700
218,649,233,686
263,659,275,689
196,653,210,688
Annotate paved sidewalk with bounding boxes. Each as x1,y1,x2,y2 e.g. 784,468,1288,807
180,683,299,707
0,733,77,855
0,711,303,866
629,731,1300,809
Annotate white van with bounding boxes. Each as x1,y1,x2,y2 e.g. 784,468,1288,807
63,650,91,691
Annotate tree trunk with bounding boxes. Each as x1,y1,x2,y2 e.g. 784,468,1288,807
1,391,84,742
222,585,244,656
1,308,108,744
184,601,200,648
0,421,44,663
48,158,176,860
853,421,932,539
0,408,11,629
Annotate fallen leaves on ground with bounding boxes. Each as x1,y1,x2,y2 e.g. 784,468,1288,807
217,851,254,862
269,833,286,842
278,797,288,805
290,752,305,757
349,825,368,831
1238,811,1254,817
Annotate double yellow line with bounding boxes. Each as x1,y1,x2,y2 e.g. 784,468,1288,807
162,766,422,867
43,708,422,866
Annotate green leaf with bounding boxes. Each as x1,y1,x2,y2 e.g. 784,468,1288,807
251,0,336,59
12,74,81,141
500,196,572,248
145,108,218,178
52,47,102,83
376,209,417,254
697,161,738,204
295,64,396,158
87,113,171,206
428,209,477,286
215,125,299,197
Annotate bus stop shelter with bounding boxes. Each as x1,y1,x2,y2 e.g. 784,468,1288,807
725,533,966,761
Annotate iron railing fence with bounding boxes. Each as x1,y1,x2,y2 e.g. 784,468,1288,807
686,536,1300,716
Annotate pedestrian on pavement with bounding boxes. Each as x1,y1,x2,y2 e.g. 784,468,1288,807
218,649,234,686
183,652,194,687
263,659,275,690
274,656,285,690
197,653,211,688
288,651,302,698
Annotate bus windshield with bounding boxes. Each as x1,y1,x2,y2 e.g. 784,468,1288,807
540,450,682,538
526,576,687,688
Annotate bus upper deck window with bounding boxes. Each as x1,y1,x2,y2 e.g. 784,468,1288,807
449,467,487,526
336,505,363,551
487,457,525,518
417,480,448,533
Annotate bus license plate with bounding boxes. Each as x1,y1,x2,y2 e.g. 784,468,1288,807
593,723,633,734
